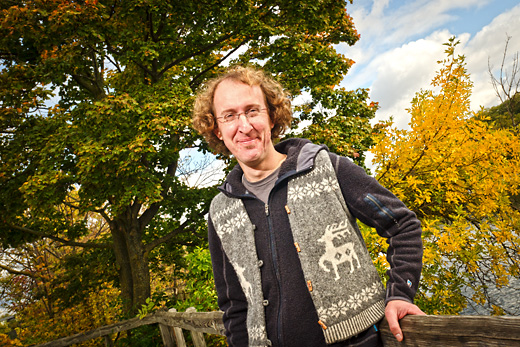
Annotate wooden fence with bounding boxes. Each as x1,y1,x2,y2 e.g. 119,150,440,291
31,309,520,347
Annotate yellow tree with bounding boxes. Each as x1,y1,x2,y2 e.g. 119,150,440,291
370,37,520,315
0,238,122,346
0,192,123,346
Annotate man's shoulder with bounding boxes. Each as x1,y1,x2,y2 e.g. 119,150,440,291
209,191,242,219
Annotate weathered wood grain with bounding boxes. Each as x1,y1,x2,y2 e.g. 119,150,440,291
31,314,158,347
153,310,225,335
380,315,520,346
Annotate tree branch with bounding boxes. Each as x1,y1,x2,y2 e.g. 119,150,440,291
139,158,179,228
144,225,184,255
7,224,111,249
158,32,236,78
71,73,105,100
189,37,249,89
144,204,210,255
0,263,34,277
488,34,520,129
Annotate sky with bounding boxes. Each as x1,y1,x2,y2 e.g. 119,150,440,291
338,0,520,130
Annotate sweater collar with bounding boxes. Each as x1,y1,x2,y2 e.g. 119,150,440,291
218,138,328,197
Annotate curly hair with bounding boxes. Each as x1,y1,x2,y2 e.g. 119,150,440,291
192,66,293,155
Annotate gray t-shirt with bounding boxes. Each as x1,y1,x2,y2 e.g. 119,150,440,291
242,166,281,204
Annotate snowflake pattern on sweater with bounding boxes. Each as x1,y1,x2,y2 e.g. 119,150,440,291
317,282,383,320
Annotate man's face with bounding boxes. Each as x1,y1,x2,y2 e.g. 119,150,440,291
213,78,275,169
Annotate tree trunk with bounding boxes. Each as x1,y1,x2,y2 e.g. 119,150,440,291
110,208,151,316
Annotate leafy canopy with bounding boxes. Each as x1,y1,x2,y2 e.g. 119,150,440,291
370,37,520,315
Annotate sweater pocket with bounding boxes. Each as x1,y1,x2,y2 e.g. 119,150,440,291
363,193,399,227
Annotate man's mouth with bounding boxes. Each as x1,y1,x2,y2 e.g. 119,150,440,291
237,137,258,146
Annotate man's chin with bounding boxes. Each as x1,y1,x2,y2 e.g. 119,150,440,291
236,151,263,166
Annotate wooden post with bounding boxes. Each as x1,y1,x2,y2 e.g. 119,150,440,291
165,308,187,347
158,309,176,347
186,307,207,347
103,335,114,347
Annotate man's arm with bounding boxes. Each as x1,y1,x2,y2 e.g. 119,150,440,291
331,153,424,340
331,153,423,303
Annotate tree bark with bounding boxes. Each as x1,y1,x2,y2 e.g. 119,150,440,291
110,209,151,316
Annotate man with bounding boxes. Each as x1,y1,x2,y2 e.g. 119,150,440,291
192,66,424,347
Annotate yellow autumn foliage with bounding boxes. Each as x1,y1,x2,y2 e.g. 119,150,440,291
0,199,123,346
370,38,520,314
0,333,23,347
15,283,121,346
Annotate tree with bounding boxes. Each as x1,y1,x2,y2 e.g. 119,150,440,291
0,238,121,346
482,93,520,130
485,35,520,131
1,0,377,316
481,36,520,213
370,37,520,314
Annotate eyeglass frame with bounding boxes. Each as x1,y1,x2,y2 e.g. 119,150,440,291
215,107,268,124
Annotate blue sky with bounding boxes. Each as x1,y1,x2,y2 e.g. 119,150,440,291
338,0,520,130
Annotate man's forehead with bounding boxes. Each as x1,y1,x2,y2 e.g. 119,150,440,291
213,79,265,107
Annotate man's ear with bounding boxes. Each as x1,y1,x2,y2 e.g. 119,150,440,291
213,127,222,140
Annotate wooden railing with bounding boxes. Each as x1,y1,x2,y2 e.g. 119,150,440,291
380,315,520,346
31,308,224,347
31,309,520,347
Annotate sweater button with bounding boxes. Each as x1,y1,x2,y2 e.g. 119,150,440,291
267,339,272,346
262,300,269,306
257,260,264,267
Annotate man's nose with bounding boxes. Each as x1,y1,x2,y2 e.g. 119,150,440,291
237,113,253,131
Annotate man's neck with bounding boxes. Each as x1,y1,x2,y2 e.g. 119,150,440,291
241,151,287,182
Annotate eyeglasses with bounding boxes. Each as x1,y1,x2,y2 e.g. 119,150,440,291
216,108,268,124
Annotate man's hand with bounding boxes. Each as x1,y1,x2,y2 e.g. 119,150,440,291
385,299,425,342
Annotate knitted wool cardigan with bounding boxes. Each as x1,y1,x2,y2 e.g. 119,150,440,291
208,139,423,347
210,149,386,346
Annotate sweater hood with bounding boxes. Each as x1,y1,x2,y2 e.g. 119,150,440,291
218,138,328,196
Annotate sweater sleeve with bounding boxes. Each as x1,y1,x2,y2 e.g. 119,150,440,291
329,153,423,304
208,215,249,346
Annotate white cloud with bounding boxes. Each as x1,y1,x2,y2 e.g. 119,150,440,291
462,4,520,110
368,30,456,129
341,1,520,130
348,0,489,48
343,30,460,129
